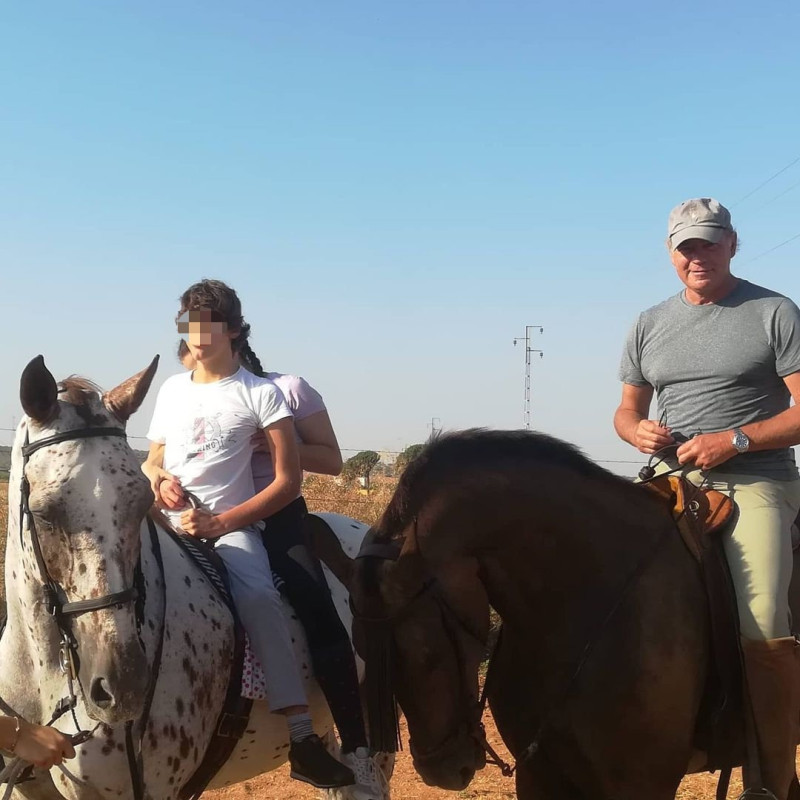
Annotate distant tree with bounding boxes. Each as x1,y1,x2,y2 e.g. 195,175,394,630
394,443,426,475
341,450,381,482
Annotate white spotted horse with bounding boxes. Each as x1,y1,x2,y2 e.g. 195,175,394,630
0,356,392,800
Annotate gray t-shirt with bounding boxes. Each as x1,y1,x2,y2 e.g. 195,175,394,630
620,279,800,478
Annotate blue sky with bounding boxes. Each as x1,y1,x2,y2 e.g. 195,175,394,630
2,1,800,473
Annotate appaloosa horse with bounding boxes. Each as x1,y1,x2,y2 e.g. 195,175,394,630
0,356,390,800
348,429,799,800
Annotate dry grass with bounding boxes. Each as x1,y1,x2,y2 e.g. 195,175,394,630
302,473,397,526
0,479,785,797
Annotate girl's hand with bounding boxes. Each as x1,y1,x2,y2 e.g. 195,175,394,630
251,430,271,454
179,509,227,539
147,469,185,510
14,720,75,769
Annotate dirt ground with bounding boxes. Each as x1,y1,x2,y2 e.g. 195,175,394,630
0,479,788,798
203,708,751,800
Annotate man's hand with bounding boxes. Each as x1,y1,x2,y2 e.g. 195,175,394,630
632,419,675,454
676,432,736,471
179,508,227,539
15,720,75,769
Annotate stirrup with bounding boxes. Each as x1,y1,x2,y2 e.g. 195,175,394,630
737,789,778,799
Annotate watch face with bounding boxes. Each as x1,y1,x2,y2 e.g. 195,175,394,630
733,430,749,451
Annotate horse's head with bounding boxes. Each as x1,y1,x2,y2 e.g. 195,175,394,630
13,355,159,724
351,524,490,790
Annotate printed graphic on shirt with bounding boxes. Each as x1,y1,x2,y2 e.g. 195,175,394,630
184,413,232,461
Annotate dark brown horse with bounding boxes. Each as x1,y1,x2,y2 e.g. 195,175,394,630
347,429,793,800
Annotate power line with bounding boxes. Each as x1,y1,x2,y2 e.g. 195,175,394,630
0,426,648,466
741,230,800,265
731,155,800,208
751,175,800,212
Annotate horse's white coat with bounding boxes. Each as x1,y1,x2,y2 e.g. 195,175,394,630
1,381,391,800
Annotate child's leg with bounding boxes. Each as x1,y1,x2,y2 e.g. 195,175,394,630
213,528,355,789
214,528,307,711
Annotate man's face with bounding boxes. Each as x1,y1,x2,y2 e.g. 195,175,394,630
670,232,736,297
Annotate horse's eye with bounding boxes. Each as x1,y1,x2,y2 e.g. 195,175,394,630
27,493,63,523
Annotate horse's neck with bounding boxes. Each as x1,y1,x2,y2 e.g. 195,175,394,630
475,479,668,634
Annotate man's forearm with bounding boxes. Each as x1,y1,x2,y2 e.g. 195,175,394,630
614,407,644,446
739,405,800,451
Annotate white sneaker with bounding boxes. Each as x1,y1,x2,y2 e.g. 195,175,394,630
340,747,386,800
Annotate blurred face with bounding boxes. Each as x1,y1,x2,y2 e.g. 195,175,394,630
670,232,737,301
176,309,237,363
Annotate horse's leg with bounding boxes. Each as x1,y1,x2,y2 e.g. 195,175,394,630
514,755,583,800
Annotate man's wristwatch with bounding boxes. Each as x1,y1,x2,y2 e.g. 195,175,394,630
731,427,750,453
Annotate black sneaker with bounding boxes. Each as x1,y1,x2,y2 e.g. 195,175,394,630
289,734,355,788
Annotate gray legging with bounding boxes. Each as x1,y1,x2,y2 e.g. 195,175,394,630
214,527,308,710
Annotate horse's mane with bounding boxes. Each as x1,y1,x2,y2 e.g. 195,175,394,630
59,376,102,406
380,428,629,538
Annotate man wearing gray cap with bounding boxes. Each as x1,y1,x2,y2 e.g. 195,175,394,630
615,197,800,799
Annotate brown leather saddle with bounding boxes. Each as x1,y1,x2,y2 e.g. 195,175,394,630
642,475,746,775
642,474,734,562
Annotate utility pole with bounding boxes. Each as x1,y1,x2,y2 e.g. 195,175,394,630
427,417,442,440
512,326,544,430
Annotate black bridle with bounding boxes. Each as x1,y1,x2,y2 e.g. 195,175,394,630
17,424,140,715
352,525,515,776
0,420,167,800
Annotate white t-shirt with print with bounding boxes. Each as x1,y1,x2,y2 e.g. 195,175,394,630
146,367,292,529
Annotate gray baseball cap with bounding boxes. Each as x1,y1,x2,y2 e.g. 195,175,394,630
667,197,733,249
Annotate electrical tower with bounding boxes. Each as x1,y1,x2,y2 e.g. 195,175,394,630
512,326,543,429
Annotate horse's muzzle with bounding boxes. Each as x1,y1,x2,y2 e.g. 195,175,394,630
410,722,486,790
84,640,150,723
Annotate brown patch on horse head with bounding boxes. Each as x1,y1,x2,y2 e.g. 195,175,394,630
59,377,115,427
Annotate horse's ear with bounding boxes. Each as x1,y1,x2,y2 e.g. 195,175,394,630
20,355,59,424
103,356,160,423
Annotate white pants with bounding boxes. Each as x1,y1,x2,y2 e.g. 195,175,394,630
214,528,307,711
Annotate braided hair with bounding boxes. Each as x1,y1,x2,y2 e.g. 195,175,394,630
177,279,268,375
238,339,267,378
